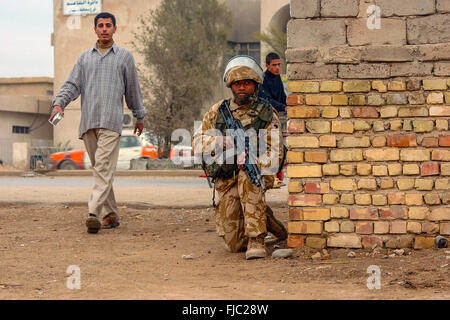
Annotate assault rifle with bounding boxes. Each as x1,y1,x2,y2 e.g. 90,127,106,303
218,100,266,194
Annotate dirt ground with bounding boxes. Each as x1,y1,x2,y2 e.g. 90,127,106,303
0,203,449,300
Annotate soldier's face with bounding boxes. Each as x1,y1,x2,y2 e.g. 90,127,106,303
231,80,256,102
231,80,256,105
266,59,281,76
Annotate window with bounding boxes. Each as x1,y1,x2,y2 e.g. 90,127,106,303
12,126,30,134
226,41,261,64
142,133,158,146
120,135,141,148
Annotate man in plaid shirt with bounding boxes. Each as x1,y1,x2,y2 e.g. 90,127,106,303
50,12,147,234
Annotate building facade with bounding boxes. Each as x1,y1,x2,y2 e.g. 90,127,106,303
260,0,290,63
52,0,289,148
52,0,161,149
0,77,53,166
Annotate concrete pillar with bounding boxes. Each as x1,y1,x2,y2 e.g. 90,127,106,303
13,142,30,170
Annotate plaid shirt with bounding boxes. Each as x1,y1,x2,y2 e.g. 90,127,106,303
52,42,146,138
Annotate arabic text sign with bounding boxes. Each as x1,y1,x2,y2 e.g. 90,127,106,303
63,0,102,16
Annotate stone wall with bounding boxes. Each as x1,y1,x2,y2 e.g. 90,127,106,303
285,0,450,250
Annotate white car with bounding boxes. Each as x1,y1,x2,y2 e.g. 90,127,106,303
51,131,158,170
170,144,195,168
117,133,144,170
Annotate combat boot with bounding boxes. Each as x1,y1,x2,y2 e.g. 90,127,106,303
266,206,288,241
245,235,267,260
272,177,286,188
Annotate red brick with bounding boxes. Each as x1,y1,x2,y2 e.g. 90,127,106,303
414,237,435,249
386,134,417,147
349,208,378,220
287,107,320,118
422,222,439,234
361,236,384,249
319,135,336,147
289,208,303,221
420,162,440,176
429,106,450,116
443,193,450,204
305,94,332,106
432,150,450,161
439,135,450,147
421,137,439,147
289,221,323,234
356,222,373,234
305,152,328,163
380,207,408,220
352,107,380,118
303,209,330,221
287,120,305,133
288,195,322,207
305,182,330,194
390,221,407,234
305,237,327,249
327,234,362,248
440,223,450,236
429,207,450,221
385,235,414,248
287,94,304,106
287,235,305,247
388,192,406,205
440,166,450,179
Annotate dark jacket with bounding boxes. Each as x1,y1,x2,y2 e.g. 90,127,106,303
260,70,287,113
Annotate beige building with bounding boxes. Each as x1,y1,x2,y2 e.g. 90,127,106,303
52,0,290,148
260,0,290,60
0,77,53,165
52,0,161,149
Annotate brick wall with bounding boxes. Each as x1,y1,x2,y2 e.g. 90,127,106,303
286,0,450,250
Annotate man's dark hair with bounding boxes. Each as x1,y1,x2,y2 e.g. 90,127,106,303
94,12,116,27
266,52,280,65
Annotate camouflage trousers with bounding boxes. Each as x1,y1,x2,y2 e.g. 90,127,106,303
214,170,274,253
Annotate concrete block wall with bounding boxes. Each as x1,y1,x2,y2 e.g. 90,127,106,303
286,0,450,249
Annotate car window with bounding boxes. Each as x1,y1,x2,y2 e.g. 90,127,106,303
120,135,141,148
142,133,159,146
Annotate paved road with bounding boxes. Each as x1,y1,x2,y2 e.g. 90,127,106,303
0,176,211,188
0,175,288,208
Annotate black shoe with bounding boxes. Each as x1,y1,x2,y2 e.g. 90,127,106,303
86,214,101,234
266,206,288,241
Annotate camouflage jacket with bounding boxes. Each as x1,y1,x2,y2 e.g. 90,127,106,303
193,97,284,177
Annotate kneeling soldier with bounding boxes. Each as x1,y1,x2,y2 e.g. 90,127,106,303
194,55,287,260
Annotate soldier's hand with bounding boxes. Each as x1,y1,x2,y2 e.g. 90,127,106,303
216,136,234,150
237,152,246,170
50,105,64,121
134,122,144,136
223,136,234,149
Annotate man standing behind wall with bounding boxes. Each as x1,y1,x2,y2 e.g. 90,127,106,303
261,52,287,188
49,12,147,234
260,52,287,113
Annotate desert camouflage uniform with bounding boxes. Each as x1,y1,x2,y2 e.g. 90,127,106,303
194,95,284,252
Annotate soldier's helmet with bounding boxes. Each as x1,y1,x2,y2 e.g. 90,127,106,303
223,55,264,88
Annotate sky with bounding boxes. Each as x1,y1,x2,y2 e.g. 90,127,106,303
0,0,54,78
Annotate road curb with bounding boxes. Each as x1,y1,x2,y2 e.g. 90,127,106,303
0,171,23,177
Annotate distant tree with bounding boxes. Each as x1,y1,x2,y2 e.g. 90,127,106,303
255,25,287,74
132,0,231,157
